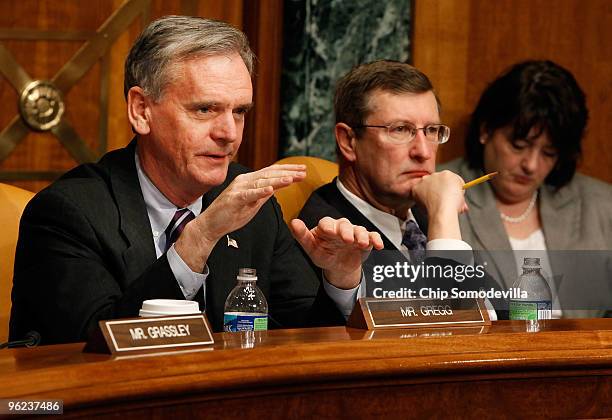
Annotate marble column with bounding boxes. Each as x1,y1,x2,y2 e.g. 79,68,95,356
280,0,412,161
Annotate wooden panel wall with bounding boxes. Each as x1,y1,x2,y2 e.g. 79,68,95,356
0,0,281,192
413,0,612,184
0,1,119,192
5,1,607,189
239,0,284,170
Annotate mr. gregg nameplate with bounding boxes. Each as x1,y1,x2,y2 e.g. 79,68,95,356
101,314,214,353
347,297,490,329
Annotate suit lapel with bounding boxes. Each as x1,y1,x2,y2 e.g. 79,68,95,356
325,182,397,250
204,231,245,329
540,184,578,251
465,182,512,250
540,183,580,290
464,174,518,287
108,141,157,281
199,164,248,329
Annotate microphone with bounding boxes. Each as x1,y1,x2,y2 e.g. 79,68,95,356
0,331,41,349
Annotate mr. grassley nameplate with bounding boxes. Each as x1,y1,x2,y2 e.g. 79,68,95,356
85,314,214,354
347,297,491,330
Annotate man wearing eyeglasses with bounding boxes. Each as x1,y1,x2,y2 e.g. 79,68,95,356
298,60,483,318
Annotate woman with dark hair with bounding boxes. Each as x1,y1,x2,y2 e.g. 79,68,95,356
441,60,612,317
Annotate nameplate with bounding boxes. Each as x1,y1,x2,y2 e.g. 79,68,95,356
85,314,214,354
347,297,490,330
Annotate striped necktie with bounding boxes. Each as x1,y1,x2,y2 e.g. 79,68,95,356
401,220,427,263
164,208,195,252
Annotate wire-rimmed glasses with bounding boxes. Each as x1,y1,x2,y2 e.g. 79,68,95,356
353,122,450,144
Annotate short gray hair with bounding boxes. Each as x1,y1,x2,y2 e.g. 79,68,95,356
124,15,255,100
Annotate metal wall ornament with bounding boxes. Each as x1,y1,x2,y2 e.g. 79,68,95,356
19,80,65,132
0,0,151,181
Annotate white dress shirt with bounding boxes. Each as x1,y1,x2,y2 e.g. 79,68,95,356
336,179,472,254
135,153,208,300
324,178,480,318
135,154,359,318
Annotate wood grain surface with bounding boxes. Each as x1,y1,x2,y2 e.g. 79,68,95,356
1,319,612,418
413,0,612,184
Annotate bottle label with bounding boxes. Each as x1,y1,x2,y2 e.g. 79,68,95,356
509,300,552,321
223,313,268,332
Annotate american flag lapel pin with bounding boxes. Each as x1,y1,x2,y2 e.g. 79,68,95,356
227,235,239,249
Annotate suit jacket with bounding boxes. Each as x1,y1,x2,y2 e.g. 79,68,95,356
441,158,612,316
298,180,494,301
10,142,342,344
299,179,429,249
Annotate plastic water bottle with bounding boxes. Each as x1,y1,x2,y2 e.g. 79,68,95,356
223,268,268,332
509,257,552,330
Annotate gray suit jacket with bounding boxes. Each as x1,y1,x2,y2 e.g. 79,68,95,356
441,158,612,317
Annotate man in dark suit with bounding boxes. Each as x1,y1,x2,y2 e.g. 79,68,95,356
9,16,382,344
299,61,496,317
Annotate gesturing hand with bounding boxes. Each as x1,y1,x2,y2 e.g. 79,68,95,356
290,217,384,289
175,164,306,272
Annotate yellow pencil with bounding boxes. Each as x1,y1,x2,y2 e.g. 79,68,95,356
463,171,498,190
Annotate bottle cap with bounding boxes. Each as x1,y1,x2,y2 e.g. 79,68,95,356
237,267,257,281
523,257,540,267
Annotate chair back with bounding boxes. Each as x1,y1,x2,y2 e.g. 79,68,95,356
274,156,338,224
0,183,34,342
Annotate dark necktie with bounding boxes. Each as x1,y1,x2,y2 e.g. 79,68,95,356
164,208,195,252
401,220,427,263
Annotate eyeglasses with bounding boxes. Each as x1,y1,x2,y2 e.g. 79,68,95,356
353,122,450,144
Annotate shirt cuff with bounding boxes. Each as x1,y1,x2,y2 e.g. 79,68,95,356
426,239,473,265
426,239,472,251
322,272,363,318
167,244,208,300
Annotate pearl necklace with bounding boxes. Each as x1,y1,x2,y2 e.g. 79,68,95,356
499,191,538,224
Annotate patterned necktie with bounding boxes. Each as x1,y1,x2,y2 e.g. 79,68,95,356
401,220,427,263
164,208,195,252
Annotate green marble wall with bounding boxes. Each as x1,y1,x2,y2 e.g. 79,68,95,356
280,0,412,161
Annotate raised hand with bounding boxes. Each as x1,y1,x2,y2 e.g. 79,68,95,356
175,164,306,272
411,170,467,240
290,217,384,289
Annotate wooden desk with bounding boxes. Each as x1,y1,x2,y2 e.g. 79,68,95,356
2,319,612,418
